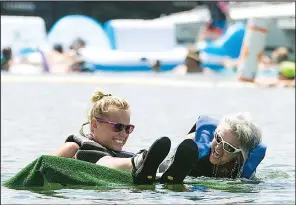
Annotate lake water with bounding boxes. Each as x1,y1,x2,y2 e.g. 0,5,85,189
1,72,295,204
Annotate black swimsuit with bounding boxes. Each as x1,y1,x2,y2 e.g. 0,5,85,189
188,154,240,179
188,155,214,178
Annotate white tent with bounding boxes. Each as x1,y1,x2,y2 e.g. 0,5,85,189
152,2,295,24
104,19,178,52
1,16,47,54
47,15,111,50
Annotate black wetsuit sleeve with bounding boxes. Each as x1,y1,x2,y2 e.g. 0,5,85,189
188,155,213,178
189,154,241,179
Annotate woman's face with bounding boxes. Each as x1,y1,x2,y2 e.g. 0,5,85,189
91,109,132,151
209,129,241,165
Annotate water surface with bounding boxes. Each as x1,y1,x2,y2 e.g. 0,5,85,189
1,72,295,204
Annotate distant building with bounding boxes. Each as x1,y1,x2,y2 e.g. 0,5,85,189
0,1,200,32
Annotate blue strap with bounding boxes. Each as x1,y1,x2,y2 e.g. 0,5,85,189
194,115,218,143
241,143,267,179
191,115,218,159
191,115,266,179
195,142,212,160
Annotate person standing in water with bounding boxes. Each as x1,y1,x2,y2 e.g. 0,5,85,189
1,47,13,71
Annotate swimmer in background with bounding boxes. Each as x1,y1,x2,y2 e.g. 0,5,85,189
1,47,13,71
255,61,295,88
46,41,94,73
1,46,47,72
46,43,77,73
224,47,291,72
171,46,203,74
255,47,294,87
151,60,161,72
152,46,214,75
224,47,295,87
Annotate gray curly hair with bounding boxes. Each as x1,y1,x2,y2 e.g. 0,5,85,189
217,112,262,164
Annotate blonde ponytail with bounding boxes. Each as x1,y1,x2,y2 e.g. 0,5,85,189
88,89,130,124
91,90,107,104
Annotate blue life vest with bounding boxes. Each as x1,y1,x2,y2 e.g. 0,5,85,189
189,115,267,179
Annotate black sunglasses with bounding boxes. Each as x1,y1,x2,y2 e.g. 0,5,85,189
95,117,135,134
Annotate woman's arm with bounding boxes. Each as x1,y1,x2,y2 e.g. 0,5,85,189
49,142,79,158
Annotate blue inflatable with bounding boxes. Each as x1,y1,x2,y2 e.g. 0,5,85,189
104,20,117,50
18,48,37,56
190,115,267,179
197,22,246,72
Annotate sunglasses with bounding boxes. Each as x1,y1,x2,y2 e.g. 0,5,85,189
214,131,242,154
95,117,135,134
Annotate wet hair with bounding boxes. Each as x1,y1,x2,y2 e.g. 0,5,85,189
80,90,130,136
185,46,202,73
53,44,63,53
70,38,86,50
186,46,201,62
151,60,161,72
2,47,12,59
75,38,86,47
272,47,289,64
217,112,262,164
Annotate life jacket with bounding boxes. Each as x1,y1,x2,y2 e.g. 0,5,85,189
65,135,135,162
188,115,267,179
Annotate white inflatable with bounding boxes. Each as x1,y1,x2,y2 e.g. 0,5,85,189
47,15,111,50
79,46,187,72
70,19,187,72
9,64,44,75
1,16,47,55
104,19,177,52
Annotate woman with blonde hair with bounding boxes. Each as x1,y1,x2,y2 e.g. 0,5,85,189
51,89,199,184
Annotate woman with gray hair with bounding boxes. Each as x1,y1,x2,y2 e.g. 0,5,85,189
158,112,266,183
210,112,262,177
